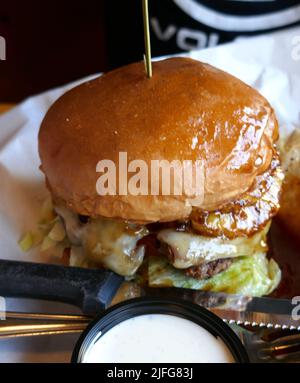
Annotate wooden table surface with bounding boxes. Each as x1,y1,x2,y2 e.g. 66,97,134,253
0,103,15,114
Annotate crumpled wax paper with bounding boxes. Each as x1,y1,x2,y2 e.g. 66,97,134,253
0,26,299,362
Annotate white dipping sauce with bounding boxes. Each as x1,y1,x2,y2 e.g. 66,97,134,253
82,314,235,363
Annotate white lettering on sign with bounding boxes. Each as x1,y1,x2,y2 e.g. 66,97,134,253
151,18,219,50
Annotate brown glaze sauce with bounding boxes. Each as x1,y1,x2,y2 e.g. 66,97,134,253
191,154,283,239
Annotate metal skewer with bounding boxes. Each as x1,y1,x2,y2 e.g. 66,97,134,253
142,0,152,78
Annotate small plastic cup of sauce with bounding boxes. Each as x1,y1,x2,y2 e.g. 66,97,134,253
72,297,249,363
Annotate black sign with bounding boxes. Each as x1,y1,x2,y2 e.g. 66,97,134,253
150,0,300,56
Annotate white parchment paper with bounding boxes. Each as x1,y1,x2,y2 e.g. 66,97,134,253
0,26,299,362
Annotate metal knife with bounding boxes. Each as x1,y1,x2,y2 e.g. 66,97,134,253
0,259,298,330
142,286,300,330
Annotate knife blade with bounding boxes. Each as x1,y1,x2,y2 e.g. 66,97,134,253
0,259,299,330
143,287,300,329
210,309,300,330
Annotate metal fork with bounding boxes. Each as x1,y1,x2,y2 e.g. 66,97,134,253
233,324,300,363
0,312,91,338
1,312,300,363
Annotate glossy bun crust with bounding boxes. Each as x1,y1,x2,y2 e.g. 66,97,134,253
39,58,278,222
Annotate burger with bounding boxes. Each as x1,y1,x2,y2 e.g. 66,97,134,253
37,57,283,297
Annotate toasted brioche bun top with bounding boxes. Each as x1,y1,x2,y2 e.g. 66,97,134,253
39,58,278,222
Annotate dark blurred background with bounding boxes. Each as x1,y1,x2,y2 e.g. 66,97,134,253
1,0,300,102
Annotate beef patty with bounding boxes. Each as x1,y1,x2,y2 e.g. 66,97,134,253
185,258,233,280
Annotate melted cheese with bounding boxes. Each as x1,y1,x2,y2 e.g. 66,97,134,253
56,204,270,275
157,224,270,269
82,219,148,276
55,205,148,276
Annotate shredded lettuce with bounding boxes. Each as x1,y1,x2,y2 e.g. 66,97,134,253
18,231,43,251
19,197,281,297
48,220,66,242
148,253,281,297
19,197,70,258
